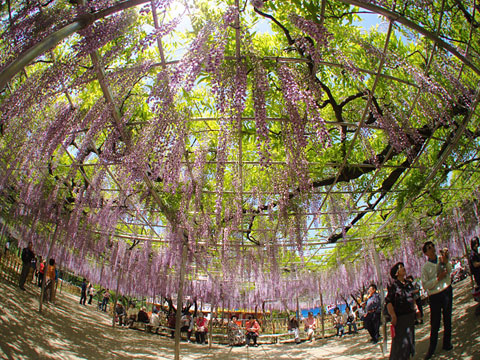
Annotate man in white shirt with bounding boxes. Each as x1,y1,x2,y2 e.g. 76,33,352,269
421,241,453,360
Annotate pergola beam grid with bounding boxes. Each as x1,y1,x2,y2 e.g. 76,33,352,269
320,0,448,246
360,86,480,245
337,0,480,76
147,57,418,87
303,15,396,252
344,2,480,245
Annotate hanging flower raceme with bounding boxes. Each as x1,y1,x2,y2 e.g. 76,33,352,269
289,14,332,65
252,59,272,167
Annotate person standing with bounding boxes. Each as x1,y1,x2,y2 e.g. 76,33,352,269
43,258,56,302
363,284,381,343
469,237,480,287
421,241,453,359
87,283,95,305
79,278,87,305
4,240,10,255
19,242,35,291
386,262,420,360
101,289,110,312
36,256,44,287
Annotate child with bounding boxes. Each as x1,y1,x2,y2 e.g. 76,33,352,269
439,247,450,273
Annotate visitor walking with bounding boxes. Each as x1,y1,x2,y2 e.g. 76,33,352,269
363,283,381,343
36,256,44,287
100,289,110,312
386,262,420,360
421,241,453,359
19,242,35,291
79,278,87,305
87,283,95,304
43,258,56,302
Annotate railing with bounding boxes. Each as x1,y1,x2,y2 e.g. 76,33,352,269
0,252,23,284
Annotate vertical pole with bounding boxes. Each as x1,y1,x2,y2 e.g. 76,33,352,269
372,247,387,354
318,280,325,339
0,221,6,263
208,302,216,348
296,296,299,318
0,221,7,246
234,0,244,249
151,0,166,66
454,208,473,285
39,224,58,313
112,266,124,327
174,239,188,360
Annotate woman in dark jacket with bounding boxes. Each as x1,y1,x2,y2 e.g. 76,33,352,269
386,262,420,360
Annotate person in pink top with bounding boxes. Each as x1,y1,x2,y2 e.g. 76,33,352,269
304,312,317,342
245,315,260,347
195,312,208,344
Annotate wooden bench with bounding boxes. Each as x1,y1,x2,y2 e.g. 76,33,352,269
129,321,149,331
259,333,295,344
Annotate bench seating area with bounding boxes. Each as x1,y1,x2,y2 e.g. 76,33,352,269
115,319,344,346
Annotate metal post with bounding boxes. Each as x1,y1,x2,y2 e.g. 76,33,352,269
174,239,188,360
372,247,387,354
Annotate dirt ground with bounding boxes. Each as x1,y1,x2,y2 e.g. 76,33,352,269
0,276,479,360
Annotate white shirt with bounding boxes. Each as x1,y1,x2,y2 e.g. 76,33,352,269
150,313,160,327
421,258,452,296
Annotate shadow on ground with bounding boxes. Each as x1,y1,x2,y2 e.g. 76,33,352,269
0,277,478,359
